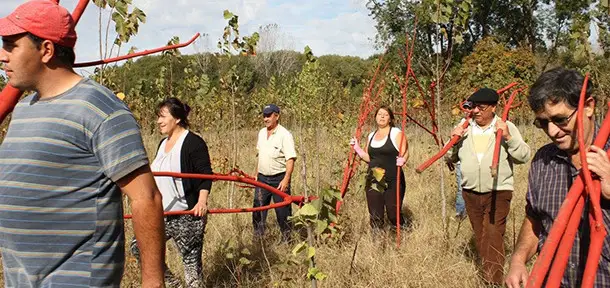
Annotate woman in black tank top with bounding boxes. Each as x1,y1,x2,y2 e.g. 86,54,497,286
351,106,408,230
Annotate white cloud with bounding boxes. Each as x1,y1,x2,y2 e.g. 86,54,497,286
0,0,379,63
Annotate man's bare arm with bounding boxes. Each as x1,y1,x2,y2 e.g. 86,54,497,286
505,216,541,288
118,165,165,288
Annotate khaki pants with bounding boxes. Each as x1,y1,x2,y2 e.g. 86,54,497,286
463,189,512,285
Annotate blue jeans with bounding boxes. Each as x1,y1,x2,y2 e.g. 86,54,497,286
455,162,465,215
252,172,292,238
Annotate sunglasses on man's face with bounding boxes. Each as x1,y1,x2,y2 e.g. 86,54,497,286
533,109,577,129
263,113,272,118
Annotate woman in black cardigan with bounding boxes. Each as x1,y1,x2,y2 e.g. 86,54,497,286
131,97,213,288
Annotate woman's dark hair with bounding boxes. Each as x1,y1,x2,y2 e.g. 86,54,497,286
375,105,395,127
528,67,595,113
27,33,76,66
157,97,191,128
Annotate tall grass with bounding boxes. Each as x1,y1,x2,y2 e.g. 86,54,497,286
118,123,549,287
0,123,550,287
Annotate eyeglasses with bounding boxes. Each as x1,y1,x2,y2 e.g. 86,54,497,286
263,113,272,118
474,103,491,111
533,109,577,129
462,101,492,111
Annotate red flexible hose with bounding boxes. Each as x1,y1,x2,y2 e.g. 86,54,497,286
124,171,311,219
490,88,524,178
415,82,519,173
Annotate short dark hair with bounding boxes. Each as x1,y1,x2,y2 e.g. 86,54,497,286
157,97,191,128
528,67,594,113
27,33,76,66
375,105,395,127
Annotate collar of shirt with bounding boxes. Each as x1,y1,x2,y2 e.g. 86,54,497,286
469,115,497,132
551,122,607,175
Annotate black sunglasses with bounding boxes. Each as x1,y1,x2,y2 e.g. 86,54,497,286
533,109,577,129
263,113,272,118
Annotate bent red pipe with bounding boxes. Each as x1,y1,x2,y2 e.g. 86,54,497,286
490,87,524,179
415,82,519,173
125,198,294,219
545,194,585,287
577,73,606,288
74,33,200,67
124,171,311,219
71,0,90,25
415,116,471,173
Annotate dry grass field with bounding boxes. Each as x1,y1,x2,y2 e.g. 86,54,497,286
0,123,551,288
120,123,550,288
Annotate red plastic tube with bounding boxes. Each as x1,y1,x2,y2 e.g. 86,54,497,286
74,33,200,67
577,73,606,288
415,116,470,173
71,0,90,25
490,88,524,178
415,82,519,173
124,171,310,219
0,86,22,124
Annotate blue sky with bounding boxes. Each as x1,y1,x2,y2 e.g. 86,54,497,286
0,0,380,68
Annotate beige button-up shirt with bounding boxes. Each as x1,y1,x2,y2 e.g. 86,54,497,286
256,124,297,176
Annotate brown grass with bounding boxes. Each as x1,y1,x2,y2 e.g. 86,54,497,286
0,124,551,288
121,124,551,288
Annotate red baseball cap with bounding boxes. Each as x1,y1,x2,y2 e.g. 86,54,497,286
0,0,77,48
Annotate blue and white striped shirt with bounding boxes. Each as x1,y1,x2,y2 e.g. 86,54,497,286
0,78,149,287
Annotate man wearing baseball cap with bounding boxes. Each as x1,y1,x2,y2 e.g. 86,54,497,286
0,1,165,287
253,104,297,242
446,88,531,285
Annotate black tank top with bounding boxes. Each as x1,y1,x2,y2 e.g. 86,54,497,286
368,129,403,181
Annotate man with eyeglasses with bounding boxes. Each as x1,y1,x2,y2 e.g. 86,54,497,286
506,68,610,287
252,104,297,242
446,88,531,285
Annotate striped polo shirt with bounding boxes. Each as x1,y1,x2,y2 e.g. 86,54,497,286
0,78,149,287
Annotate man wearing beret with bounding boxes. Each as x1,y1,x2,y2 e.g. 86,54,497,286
253,104,297,242
446,88,531,285
0,1,165,287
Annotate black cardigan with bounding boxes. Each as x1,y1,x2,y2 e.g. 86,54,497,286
156,131,213,210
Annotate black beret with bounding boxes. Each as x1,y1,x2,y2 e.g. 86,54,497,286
467,88,499,104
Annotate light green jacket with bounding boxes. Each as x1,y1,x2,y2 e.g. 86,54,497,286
446,116,531,193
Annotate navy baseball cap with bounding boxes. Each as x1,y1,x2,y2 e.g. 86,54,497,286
262,104,280,115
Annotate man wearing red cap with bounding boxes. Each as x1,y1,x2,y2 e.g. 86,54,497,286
446,88,531,285
0,1,165,287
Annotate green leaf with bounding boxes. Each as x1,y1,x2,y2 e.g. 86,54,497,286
304,45,312,55
460,1,470,12
241,248,251,255
239,257,252,265
307,267,327,280
315,219,327,235
93,0,107,8
371,167,385,182
223,10,234,20
307,247,315,258
314,271,328,280
370,183,380,193
225,252,234,259
292,242,307,256
454,34,464,44
133,8,146,23
115,1,128,17
311,198,323,212
299,203,319,217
